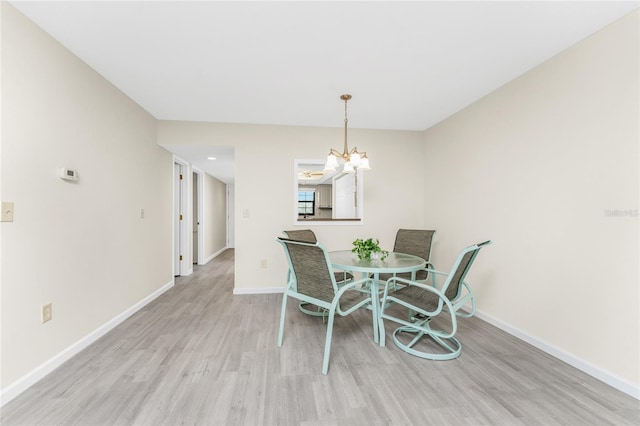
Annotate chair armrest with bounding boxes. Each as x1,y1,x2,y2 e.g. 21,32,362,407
385,275,476,319
453,281,476,317
338,276,372,293
382,276,454,318
400,266,445,287
421,268,451,277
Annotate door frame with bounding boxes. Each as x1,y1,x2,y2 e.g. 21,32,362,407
173,156,191,276
226,184,235,248
192,167,205,265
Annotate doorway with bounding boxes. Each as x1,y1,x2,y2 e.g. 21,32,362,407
173,159,190,276
192,169,205,265
193,171,199,264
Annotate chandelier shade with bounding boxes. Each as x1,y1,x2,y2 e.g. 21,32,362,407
323,94,371,173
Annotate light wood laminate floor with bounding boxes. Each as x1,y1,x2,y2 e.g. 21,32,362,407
2,249,638,425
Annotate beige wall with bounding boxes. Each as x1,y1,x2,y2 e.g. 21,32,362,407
422,11,639,388
1,3,173,389
157,121,427,291
204,173,227,258
2,0,637,403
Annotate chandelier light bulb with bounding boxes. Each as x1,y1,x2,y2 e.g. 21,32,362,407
359,156,371,170
350,152,361,167
324,154,338,171
343,161,355,173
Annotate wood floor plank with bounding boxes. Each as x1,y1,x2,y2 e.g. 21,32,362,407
1,248,638,425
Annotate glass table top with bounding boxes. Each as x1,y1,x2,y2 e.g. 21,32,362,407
329,250,426,273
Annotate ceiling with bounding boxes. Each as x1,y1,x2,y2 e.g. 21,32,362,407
9,1,639,183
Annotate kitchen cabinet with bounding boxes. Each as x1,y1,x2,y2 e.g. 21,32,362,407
318,184,332,208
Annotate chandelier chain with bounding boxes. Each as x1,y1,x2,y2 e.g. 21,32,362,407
343,95,349,155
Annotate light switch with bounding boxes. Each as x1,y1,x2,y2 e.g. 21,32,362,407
1,202,14,222
242,208,250,219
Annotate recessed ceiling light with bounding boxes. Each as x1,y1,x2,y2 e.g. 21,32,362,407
207,157,216,160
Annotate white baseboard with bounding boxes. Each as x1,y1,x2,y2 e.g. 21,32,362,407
200,247,226,265
474,309,640,400
3,283,637,405
0,279,175,407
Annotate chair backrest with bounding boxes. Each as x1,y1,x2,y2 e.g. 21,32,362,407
442,240,492,301
393,229,436,261
392,229,435,280
282,229,317,243
277,237,336,303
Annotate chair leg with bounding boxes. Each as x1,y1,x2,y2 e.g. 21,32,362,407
277,293,288,347
406,329,426,348
391,325,462,360
430,334,461,355
321,308,337,375
371,280,381,345
378,309,386,347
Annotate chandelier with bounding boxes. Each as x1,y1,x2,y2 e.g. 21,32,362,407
324,94,371,173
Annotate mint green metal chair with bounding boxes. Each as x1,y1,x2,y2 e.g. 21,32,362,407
276,237,372,375
378,229,436,283
282,229,353,318
379,241,491,360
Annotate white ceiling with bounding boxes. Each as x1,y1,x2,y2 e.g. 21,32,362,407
164,144,235,184
10,1,639,183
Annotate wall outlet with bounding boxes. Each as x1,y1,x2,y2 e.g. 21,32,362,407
260,259,267,268
1,201,14,222
41,303,52,323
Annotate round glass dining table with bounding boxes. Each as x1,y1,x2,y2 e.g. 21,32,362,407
329,250,427,346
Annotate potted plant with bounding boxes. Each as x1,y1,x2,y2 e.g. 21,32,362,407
352,238,389,261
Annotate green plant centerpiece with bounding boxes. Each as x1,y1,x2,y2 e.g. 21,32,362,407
352,238,389,261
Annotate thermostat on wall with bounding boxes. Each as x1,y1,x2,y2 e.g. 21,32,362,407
59,168,78,181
